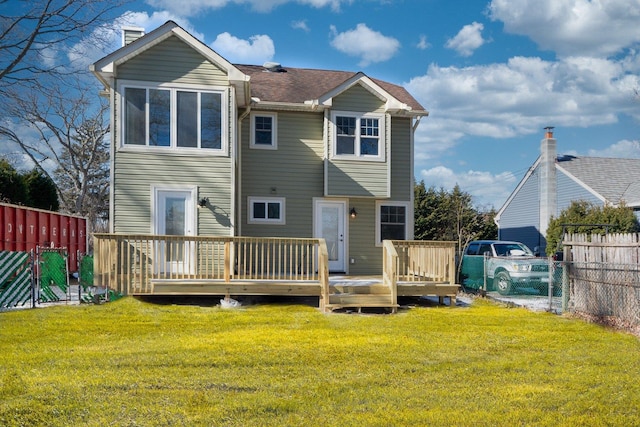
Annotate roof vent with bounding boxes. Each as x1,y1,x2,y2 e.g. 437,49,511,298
122,26,145,46
263,62,286,72
557,154,576,162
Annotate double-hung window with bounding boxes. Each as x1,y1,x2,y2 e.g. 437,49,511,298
250,113,277,149
376,201,410,245
332,112,384,160
248,197,285,224
122,83,225,153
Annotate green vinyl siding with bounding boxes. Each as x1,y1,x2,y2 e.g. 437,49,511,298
326,160,389,197
112,151,233,235
326,84,390,197
241,111,324,237
332,84,385,113
389,117,412,200
347,198,382,274
118,36,229,86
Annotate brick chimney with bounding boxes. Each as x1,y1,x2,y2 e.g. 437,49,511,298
122,26,145,46
539,127,557,242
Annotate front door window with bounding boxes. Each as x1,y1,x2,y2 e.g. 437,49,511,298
154,189,195,274
315,200,346,272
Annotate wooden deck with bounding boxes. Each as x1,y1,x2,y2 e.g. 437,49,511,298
93,234,459,313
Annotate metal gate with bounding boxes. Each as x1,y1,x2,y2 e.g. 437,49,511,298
0,251,35,309
37,247,71,303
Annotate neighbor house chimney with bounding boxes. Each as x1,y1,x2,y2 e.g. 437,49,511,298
539,127,557,244
122,26,145,47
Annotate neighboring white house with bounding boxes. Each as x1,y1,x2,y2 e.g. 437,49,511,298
495,128,640,253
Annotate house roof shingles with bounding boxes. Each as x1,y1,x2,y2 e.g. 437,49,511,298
235,64,426,112
557,156,640,206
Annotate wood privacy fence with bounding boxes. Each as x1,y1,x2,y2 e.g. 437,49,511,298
562,233,640,326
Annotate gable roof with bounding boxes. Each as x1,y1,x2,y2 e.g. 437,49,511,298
91,21,427,116
90,21,250,103
235,64,426,115
496,154,640,221
557,156,640,207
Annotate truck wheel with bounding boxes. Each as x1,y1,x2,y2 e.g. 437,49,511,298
494,271,513,295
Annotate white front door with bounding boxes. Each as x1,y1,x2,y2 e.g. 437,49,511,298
314,200,346,272
154,189,196,274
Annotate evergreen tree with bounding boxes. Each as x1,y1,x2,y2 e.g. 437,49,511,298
414,181,497,247
0,159,27,204
24,169,59,211
546,200,640,255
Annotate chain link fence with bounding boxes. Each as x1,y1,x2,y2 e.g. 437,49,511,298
567,261,640,327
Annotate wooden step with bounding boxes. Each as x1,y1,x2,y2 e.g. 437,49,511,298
327,292,395,308
330,283,389,295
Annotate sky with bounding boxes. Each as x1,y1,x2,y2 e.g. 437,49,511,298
6,0,640,210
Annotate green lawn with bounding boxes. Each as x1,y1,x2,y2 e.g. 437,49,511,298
1,297,639,426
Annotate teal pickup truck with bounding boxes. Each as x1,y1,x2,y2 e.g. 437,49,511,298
460,240,551,295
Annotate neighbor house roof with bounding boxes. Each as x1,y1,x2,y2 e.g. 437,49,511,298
497,154,640,222
557,156,640,207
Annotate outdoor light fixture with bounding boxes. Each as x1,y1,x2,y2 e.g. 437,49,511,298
350,207,357,218
198,197,208,208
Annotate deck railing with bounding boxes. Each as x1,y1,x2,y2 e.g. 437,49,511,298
383,240,456,286
93,234,329,296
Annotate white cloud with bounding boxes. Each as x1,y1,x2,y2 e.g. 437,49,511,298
587,139,640,158
417,35,430,50
445,22,486,57
146,0,346,16
329,23,400,66
488,0,640,57
419,165,517,208
292,20,310,32
211,32,275,64
405,54,640,142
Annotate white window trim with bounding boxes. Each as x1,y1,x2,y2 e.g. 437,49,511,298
248,196,286,225
375,200,410,246
330,110,385,162
118,80,228,156
250,112,277,150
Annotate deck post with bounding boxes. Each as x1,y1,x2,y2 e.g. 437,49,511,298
224,241,231,283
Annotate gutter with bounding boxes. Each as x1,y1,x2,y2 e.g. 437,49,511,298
236,104,252,237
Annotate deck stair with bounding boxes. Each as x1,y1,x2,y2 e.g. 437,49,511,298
325,277,398,313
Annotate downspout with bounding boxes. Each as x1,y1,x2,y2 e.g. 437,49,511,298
409,115,424,239
107,78,116,233
237,104,252,237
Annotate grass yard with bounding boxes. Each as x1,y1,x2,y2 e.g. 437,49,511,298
1,297,639,426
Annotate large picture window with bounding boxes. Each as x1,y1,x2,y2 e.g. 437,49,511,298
332,112,384,160
121,83,224,152
375,201,410,245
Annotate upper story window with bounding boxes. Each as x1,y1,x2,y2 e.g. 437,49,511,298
250,113,277,149
121,82,226,153
331,111,384,161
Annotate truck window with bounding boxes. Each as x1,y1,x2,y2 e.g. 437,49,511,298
465,243,480,255
478,244,492,255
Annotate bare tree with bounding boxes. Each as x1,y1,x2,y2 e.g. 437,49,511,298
0,0,125,92
0,78,109,229
0,0,130,228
